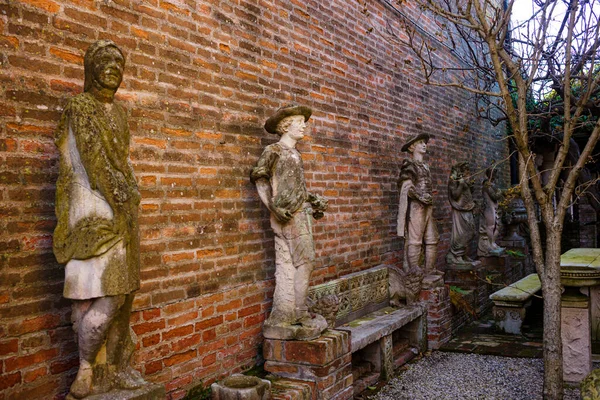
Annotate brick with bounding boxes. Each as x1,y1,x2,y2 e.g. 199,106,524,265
132,320,166,335
163,349,196,367
23,366,47,383
0,372,21,390
19,0,60,13
8,314,61,335
0,339,19,356
5,348,59,372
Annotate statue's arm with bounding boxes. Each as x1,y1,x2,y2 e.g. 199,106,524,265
307,192,328,220
484,182,503,202
448,178,463,201
255,178,292,222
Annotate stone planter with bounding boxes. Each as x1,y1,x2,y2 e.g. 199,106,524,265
211,374,271,400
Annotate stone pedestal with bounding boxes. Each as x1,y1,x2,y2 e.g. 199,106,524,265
589,286,600,355
263,330,353,400
561,287,592,384
419,286,451,349
444,261,490,333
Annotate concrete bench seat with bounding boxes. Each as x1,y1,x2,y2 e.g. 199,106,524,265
489,273,541,334
337,305,425,353
308,266,426,392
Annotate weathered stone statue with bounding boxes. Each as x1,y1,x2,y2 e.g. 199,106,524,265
478,166,505,257
446,162,477,266
251,105,328,341
397,133,443,300
53,41,159,399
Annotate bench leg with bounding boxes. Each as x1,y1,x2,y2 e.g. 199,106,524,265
492,304,527,335
380,334,394,381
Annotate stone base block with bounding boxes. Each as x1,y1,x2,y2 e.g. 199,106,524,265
264,330,352,400
67,383,165,400
562,291,592,384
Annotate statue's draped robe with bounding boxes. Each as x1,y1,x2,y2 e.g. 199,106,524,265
54,92,140,299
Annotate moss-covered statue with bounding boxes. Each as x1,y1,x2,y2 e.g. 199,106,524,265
477,166,505,257
446,161,477,266
251,105,328,341
53,40,149,399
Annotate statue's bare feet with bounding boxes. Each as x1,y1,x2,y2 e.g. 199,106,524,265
70,364,93,399
117,367,145,389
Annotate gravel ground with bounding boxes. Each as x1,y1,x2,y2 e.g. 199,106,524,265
367,352,581,400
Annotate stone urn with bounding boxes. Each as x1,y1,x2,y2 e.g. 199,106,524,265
211,374,271,400
502,198,528,246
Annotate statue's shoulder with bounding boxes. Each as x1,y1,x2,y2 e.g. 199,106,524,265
63,92,97,116
399,158,418,183
400,158,418,174
262,142,284,156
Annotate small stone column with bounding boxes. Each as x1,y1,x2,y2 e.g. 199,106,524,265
561,287,592,384
419,285,452,349
263,330,353,400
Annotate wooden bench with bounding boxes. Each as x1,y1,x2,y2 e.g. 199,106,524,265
489,273,541,334
308,265,426,393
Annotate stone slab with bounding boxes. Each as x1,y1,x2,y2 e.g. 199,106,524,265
445,260,483,271
560,248,600,268
489,273,540,303
68,384,165,400
336,304,425,353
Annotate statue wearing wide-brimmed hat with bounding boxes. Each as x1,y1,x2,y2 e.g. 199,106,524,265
251,105,328,340
397,132,443,302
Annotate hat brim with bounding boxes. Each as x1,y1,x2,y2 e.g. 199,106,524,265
264,105,312,134
401,133,432,152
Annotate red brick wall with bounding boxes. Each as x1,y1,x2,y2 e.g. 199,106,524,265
0,0,508,399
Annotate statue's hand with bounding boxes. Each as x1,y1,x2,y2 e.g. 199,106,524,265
272,206,293,223
308,192,328,213
312,210,325,220
419,193,433,205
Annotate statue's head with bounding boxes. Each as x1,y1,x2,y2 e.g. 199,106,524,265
451,161,469,178
401,132,431,153
84,40,125,93
264,105,312,136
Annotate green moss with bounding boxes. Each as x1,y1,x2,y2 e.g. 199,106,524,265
182,381,211,400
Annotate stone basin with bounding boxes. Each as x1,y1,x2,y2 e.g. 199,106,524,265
211,374,271,400
560,248,600,287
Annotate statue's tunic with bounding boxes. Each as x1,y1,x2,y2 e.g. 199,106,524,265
448,179,475,257
397,159,439,245
251,142,315,270
54,92,140,299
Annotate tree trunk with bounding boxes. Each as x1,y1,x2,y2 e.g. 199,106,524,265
541,231,564,400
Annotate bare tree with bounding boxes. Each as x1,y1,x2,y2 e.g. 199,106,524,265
358,0,600,398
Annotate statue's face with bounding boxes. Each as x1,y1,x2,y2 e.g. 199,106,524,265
411,139,427,156
283,115,307,140
92,47,124,90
